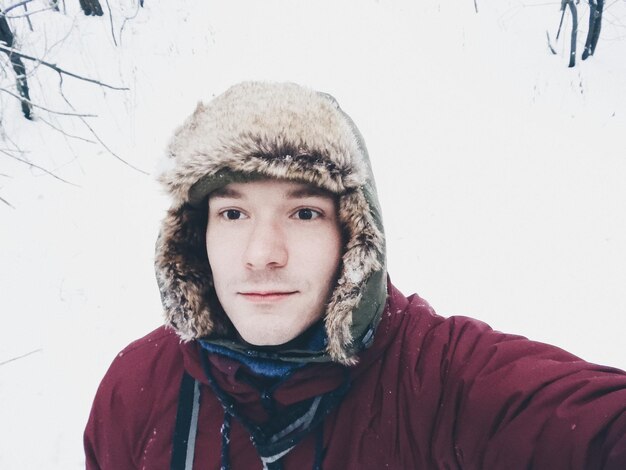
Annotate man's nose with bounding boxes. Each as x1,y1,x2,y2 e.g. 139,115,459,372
243,219,288,269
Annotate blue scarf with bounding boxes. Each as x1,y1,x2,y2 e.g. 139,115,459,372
198,322,328,378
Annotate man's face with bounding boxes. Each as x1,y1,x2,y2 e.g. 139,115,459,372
206,179,343,346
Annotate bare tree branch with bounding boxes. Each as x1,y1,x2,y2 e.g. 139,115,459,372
104,0,118,46
1,148,80,185
0,133,28,152
0,348,43,366
0,0,35,16
38,115,97,143
57,77,148,175
0,44,128,90
546,30,557,54
79,114,148,174
22,1,33,31
5,6,56,19
0,147,26,155
0,86,99,117
43,12,78,58
119,0,141,46
0,194,15,208
557,4,567,40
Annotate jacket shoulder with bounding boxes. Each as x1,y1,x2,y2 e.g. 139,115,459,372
118,325,179,358
84,326,186,469
98,326,182,387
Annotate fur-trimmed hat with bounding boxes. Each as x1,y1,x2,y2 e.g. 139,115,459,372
156,82,387,365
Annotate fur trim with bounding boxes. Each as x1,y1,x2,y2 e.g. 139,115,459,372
160,82,367,207
155,81,386,364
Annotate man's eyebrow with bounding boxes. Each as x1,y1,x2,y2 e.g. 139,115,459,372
209,187,242,199
285,186,334,199
208,184,334,200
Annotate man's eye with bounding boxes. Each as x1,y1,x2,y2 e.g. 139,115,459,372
294,208,320,220
221,209,245,220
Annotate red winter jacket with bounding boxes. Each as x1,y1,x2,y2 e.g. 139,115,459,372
84,283,626,469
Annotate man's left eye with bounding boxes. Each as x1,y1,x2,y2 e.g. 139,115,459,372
294,208,320,220
221,209,245,220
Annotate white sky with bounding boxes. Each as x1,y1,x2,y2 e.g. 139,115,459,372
1,1,625,468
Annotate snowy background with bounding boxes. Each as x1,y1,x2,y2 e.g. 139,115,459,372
1,1,625,468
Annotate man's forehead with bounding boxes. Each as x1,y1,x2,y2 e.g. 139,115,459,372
208,179,335,200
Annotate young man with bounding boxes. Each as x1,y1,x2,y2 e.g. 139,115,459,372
84,82,626,469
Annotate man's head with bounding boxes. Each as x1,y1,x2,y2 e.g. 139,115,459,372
156,81,387,364
206,179,342,346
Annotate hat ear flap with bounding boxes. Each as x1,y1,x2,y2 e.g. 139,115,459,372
155,204,224,340
325,190,385,364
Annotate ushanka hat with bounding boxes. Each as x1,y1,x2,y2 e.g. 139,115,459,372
155,81,387,365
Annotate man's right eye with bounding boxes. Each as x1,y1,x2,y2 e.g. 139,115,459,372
220,209,246,220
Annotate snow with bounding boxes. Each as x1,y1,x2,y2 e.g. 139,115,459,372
1,0,626,468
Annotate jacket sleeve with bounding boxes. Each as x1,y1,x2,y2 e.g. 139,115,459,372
433,317,626,470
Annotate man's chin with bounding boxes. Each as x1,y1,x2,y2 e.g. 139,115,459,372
237,330,300,348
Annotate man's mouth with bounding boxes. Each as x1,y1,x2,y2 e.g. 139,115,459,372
238,291,298,302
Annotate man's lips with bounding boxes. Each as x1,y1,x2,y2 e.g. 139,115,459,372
238,291,298,302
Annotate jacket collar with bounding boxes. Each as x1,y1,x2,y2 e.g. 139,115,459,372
179,279,410,409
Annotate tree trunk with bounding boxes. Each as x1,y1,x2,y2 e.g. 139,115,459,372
0,15,32,119
582,0,604,60
78,0,103,16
